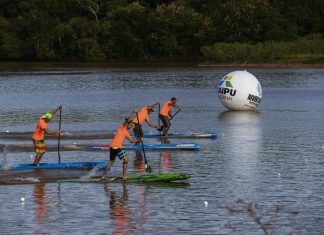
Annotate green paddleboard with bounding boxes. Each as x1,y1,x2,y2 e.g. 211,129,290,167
60,173,191,183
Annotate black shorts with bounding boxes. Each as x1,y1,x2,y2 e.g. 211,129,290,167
159,114,170,128
131,122,143,138
110,148,127,161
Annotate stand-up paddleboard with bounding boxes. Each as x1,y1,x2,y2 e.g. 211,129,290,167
91,143,200,151
0,161,107,170
133,132,217,139
60,173,191,183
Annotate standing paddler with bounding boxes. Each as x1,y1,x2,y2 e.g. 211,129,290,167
131,102,160,138
102,116,142,180
32,105,63,166
158,97,180,136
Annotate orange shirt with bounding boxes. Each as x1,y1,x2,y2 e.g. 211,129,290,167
32,118,47,140
133,107,150,125
160,101,172,117
110,125,131,148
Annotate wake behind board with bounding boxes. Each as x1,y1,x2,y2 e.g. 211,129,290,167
60,173,191,183
134,132,217,139
91,143,200,151
0,161,107,170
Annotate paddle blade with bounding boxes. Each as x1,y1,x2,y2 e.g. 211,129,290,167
145,164,152,173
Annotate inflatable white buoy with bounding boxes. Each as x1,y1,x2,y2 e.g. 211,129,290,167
204,201,208,207
20,197,25,202
218,71,262,110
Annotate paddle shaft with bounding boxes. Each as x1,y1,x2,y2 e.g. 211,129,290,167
158,104,162,173
158,103,162,142
58,107,62,164
170,108,181,121
135,112,151,171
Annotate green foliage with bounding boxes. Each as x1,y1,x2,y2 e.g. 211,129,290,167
0,17,24,59
201,34,324,63
0,0,323,62
152,2,210,60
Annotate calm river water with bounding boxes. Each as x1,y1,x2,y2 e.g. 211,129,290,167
0,65,323,234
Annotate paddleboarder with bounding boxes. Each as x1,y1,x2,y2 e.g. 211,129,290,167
102,117,141,180
32,106,63,166
131,102,160,138
158,97,180,136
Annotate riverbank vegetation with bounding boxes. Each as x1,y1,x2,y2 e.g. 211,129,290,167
201,34,324,63
0,0,323,63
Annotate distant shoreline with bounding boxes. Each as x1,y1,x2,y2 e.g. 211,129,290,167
197,62,324,68
0,61,324,71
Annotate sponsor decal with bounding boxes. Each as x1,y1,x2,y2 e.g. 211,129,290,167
247,94,262,105
218,76,237,97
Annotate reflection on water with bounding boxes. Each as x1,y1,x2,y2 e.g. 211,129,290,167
104,184,138,234
104,183,146,234
218,111,262,156
218,111,262,192
134,151,173,174
134,152,145,173
218,110,261,123
160,152,172,172
33,183,50,230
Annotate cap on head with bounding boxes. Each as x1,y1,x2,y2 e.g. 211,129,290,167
42,112,53,121
171,97,177,102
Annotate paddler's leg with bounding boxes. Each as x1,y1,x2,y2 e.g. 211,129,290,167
117,149,128,179
158,114,164,132
162,116,171,136
33,153,44,166
158,114,167,133
102,160,114,179
132,122,143,138
33,140,46,166
102,147,117,179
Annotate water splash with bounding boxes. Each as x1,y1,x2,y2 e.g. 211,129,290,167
13,177,40,183
82,162,107,179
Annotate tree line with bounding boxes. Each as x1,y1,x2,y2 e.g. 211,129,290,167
0,0,323,62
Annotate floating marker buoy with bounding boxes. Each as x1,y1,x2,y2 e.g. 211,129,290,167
218,71,262,110
20,197,25,202
204,201,208,207
278,173,281,177
6,130,9,133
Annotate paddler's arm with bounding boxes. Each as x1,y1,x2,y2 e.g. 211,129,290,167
50,105,63,115
172,103,180,109
145,118,158,129
128,110,137,121
147,101,160,110
169,108,181,119
44,128,63,135
126,136,141,144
